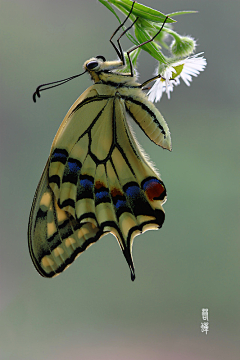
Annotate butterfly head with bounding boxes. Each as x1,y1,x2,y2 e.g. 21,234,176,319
84,56,124,81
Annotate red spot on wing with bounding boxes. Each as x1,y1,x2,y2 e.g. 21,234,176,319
145,181,165,201
95,181,105,189
111,188,123,197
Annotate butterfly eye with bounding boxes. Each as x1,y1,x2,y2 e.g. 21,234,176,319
86,61,99,70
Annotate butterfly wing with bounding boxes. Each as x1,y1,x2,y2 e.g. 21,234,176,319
28,85,167,280
123,91,172,151
28,159,102,277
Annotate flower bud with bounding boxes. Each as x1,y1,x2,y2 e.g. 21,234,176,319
170,35,196,57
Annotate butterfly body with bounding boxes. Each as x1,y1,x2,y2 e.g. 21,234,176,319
29,26,171,281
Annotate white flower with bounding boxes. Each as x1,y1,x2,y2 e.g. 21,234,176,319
148,53,207,102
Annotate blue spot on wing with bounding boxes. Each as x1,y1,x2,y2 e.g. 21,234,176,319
95,191,109,201
53,152,66,160
125,185,141,198
123,181,155,217
62,158,81,184
115,199,127,209
80,178,94,189
51,149,68,164
68,159,81,173
95,188,111,205
77,176,94,200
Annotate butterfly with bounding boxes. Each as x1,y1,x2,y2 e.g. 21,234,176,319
28,2,171,281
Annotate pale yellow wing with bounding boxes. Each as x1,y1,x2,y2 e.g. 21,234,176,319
28,87,167,280
124,92,172,151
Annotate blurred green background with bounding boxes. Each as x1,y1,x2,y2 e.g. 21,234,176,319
1,0,239,359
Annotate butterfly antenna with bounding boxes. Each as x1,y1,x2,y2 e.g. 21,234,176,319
33,70,87,102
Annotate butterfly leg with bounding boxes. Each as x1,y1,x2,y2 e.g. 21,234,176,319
109,1,136,64
127,16,168,77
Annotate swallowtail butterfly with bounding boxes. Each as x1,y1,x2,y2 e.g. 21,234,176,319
28,2,171,281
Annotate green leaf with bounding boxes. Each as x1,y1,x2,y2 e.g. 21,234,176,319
118,47,141,73
130,47,141,67
137,18,158,31
134,25,166,63
167,10,198,17
107,0,176,23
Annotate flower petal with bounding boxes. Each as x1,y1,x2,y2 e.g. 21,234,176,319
148,53,207,102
